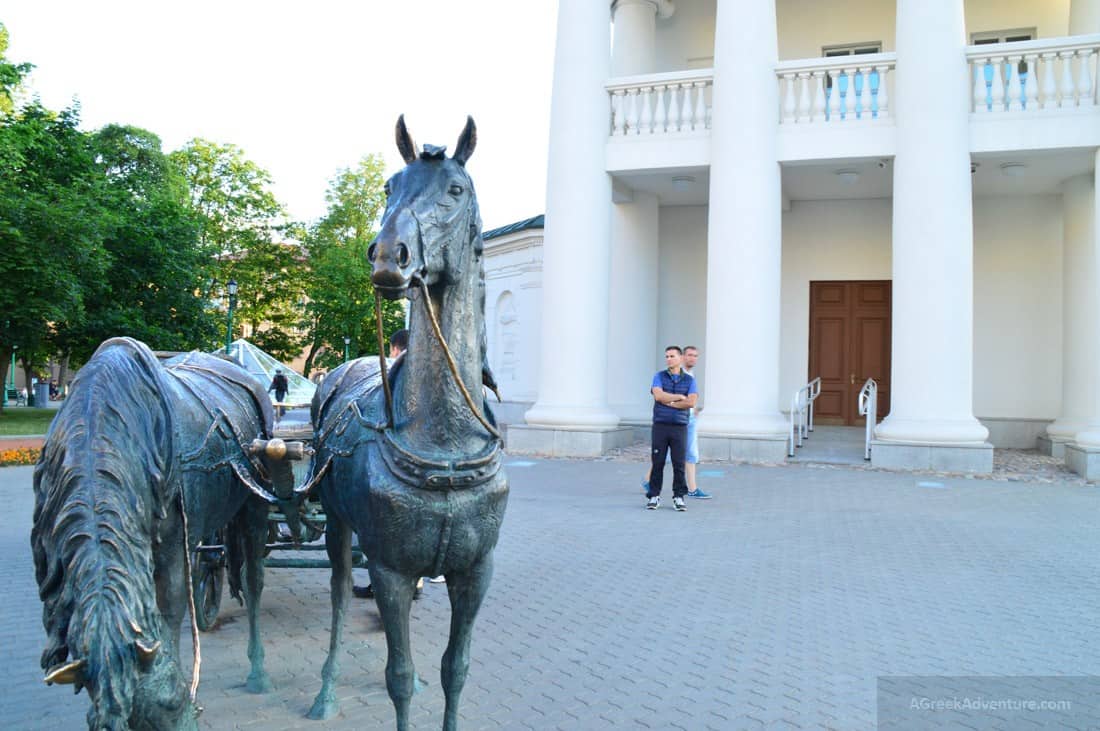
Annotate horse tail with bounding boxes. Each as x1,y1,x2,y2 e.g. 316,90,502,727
31,338,176,725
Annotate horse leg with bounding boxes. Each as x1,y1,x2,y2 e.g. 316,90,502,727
307,514,353,720
441,553,494,731
240,501,273,693
370,564,419,731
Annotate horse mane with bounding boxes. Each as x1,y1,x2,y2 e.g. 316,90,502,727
31,337,175,723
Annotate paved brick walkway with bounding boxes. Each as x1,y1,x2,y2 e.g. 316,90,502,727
5,458,1100,729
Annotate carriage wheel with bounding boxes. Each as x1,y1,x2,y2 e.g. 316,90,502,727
191,531,225,632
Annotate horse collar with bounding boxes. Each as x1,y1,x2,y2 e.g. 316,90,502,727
378,430,501,491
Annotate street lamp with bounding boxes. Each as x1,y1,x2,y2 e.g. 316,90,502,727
343,336,351,362
225,279,238,359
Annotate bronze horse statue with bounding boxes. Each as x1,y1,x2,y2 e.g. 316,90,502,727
32,338,301,729
306,116,508,730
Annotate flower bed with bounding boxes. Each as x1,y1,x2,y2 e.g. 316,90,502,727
0,447,40,466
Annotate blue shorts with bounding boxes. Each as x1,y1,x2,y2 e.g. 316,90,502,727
686,415,699,464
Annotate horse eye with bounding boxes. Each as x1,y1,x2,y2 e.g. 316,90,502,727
448,184,463,196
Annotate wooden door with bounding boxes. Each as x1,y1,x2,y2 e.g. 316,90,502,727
808,281,891,426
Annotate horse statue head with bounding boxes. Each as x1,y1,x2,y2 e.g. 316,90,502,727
368,115,480,300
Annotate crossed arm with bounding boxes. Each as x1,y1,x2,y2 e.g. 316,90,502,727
651,387,697,409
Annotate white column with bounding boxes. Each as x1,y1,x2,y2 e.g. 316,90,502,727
696,0,787,438
607,191,660,422
525,0,619,429
1071,155,1100,447
1048,173,1097,442
611,0,674,77
875,0,989,444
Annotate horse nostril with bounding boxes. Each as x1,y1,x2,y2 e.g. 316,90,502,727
396,243,410,268
367,243,378,262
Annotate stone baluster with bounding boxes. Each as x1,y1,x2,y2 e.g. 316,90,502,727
611,90,625,135
694,81,708,129
843,68,857,120
667,84,682,132
625,88,639,134
638,86,653,133
1041,53,1059,109
782,73,797,123
1024,54,1039,110
876,65,890,117
1060,51,1077,107
973,59,989,112
654,84,668,132
1078,49,1095,107
1006,56,1023,111
678,83,692,131
826,69,839,121
989,56,1005,111
858,66,873,118
797,72,812,122
811,70,826,122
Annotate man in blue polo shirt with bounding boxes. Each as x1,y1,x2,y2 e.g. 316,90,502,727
647,345,698,512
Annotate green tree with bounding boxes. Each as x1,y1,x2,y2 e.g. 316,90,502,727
51,125,220,366
0,23,32,115
0,102,110,409
170,139,304,361
300,154,403,376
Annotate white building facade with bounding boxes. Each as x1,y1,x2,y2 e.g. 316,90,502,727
492,0,1100,475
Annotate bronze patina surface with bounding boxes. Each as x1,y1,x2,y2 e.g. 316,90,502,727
305,116,509,731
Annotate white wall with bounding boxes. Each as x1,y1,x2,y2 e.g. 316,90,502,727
776,0,896,59
972,195,1063,418
656,206,709,402
484,233,543,410
780,199,893,411
649,0,1072,72
965,0,1069,39
653,0,716,71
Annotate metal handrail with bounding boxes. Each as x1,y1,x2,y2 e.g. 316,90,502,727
788,376,822,457
858,378,878,460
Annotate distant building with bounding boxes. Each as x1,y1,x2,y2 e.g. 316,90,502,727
489,0,1100,475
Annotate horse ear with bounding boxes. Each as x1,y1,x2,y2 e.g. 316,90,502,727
396,115,417,164
453,116,477,166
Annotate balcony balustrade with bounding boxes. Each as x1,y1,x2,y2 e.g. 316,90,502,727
606,69,713,137
968,34,1099,113
774,53,896,125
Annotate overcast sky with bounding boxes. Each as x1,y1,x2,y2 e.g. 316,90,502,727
4,1,558,230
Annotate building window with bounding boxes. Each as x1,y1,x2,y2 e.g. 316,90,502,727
822,42,883,117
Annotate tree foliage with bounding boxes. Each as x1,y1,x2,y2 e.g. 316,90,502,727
300,154,404,376
0,23,33,115
170,139,305,361
0,102,110,404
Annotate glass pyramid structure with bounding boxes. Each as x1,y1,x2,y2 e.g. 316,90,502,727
212,338,317,405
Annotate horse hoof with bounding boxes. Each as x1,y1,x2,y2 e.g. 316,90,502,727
246,673,274,694
307,694,338,721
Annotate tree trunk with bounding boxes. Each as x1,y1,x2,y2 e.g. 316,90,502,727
302,340,320,379
57,353,71,398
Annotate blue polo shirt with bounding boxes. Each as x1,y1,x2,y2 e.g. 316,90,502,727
651,369,697,425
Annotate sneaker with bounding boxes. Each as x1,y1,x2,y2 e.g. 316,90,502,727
353,584,374,599
673,496,687,512
642,479,650,494
687,488,712,499
428,575,446,583
646,496,661,510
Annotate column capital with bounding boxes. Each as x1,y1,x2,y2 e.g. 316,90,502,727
611,0,675,20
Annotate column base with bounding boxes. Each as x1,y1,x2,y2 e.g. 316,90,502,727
699,434,789,464
1036,434,1071,458
524,404,620,429
1065,443,1100,481
870,440,993,473
506,424,635,457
